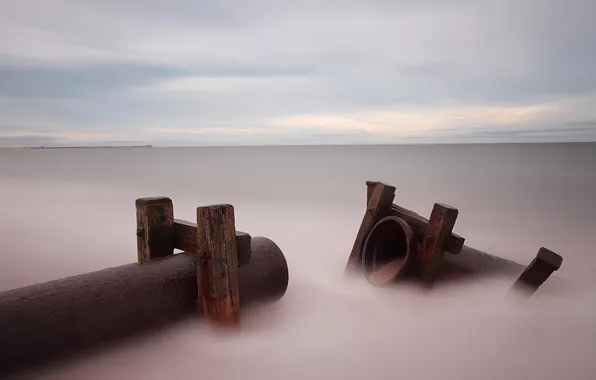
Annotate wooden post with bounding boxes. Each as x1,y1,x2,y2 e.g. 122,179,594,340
512,247,563,295
418,203,459,284
196,204,240,326
346,182,396,271
135,197,174,263
366,181,378,205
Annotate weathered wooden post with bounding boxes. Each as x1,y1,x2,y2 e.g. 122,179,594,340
346,182,396,271
418,203,459,284
196,204,241,326
512,247,563,295
135,197,174,262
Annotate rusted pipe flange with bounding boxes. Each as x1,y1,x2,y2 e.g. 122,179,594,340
362,215,418,286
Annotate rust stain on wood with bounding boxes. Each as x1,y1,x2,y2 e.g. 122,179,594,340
418,203,459,284
196,204,240,326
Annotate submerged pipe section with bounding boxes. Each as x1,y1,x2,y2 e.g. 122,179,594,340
0,236,289,376
440,245,526,282
361,216,526,286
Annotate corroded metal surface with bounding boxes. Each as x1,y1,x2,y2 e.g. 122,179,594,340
440,245,526,283
362,216,418,286
0,237,289,376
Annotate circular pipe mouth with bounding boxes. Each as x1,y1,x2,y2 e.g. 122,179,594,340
362,216,417,286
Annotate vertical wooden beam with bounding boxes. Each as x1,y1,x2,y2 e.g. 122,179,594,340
512,247,563,295
366,181,378,206
346,182,396,271
418,203,459,284
135,197,174,263
196,204,240,326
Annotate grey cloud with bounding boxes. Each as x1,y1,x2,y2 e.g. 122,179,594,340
0,64,182,98
0,0,595,144
0,62,309,98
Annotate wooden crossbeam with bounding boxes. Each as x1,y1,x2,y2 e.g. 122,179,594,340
173,219,251,266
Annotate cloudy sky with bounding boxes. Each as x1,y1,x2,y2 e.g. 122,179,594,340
1,0,595,146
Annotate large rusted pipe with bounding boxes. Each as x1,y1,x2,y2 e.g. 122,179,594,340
361,216,526,286
440,245,526,282
0,236,289,376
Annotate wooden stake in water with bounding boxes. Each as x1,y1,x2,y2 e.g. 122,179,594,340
196,204,240,326
512,247,563,295
135,197,174,262
419,203,459,284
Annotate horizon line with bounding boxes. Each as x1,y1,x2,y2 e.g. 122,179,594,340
2,140,595,149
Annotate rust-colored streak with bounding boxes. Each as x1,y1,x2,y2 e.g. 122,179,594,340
196,204,240,326
368,259,406,285
418,203,459,284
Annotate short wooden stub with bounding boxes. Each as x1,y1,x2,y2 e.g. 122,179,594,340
346,182,396,271
135,197,174,263
418,203,459,284
196,204,240,326
512,247,563,295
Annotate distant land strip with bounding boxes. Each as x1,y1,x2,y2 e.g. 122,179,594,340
26,145,153,149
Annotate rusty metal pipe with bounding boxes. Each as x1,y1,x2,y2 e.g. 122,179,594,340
0,236,289,376
440,245,526,283
362,216,419,286
361,216,526,286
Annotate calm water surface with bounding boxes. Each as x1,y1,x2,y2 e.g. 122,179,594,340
1,143,595,379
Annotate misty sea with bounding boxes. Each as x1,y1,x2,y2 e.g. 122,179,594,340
1,142,596,379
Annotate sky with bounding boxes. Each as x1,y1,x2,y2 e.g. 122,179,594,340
1,0,596,146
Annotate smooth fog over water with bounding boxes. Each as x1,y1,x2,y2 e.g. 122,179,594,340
1,143,596,379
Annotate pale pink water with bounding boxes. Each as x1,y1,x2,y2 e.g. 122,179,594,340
1,144,595,379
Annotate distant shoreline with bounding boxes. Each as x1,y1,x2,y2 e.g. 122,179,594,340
0,141,594,149
11,145,153,149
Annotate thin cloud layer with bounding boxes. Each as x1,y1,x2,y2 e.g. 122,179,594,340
0,0,595,146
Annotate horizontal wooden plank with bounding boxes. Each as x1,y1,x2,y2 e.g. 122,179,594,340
173,219,251,266
389,204,464,254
